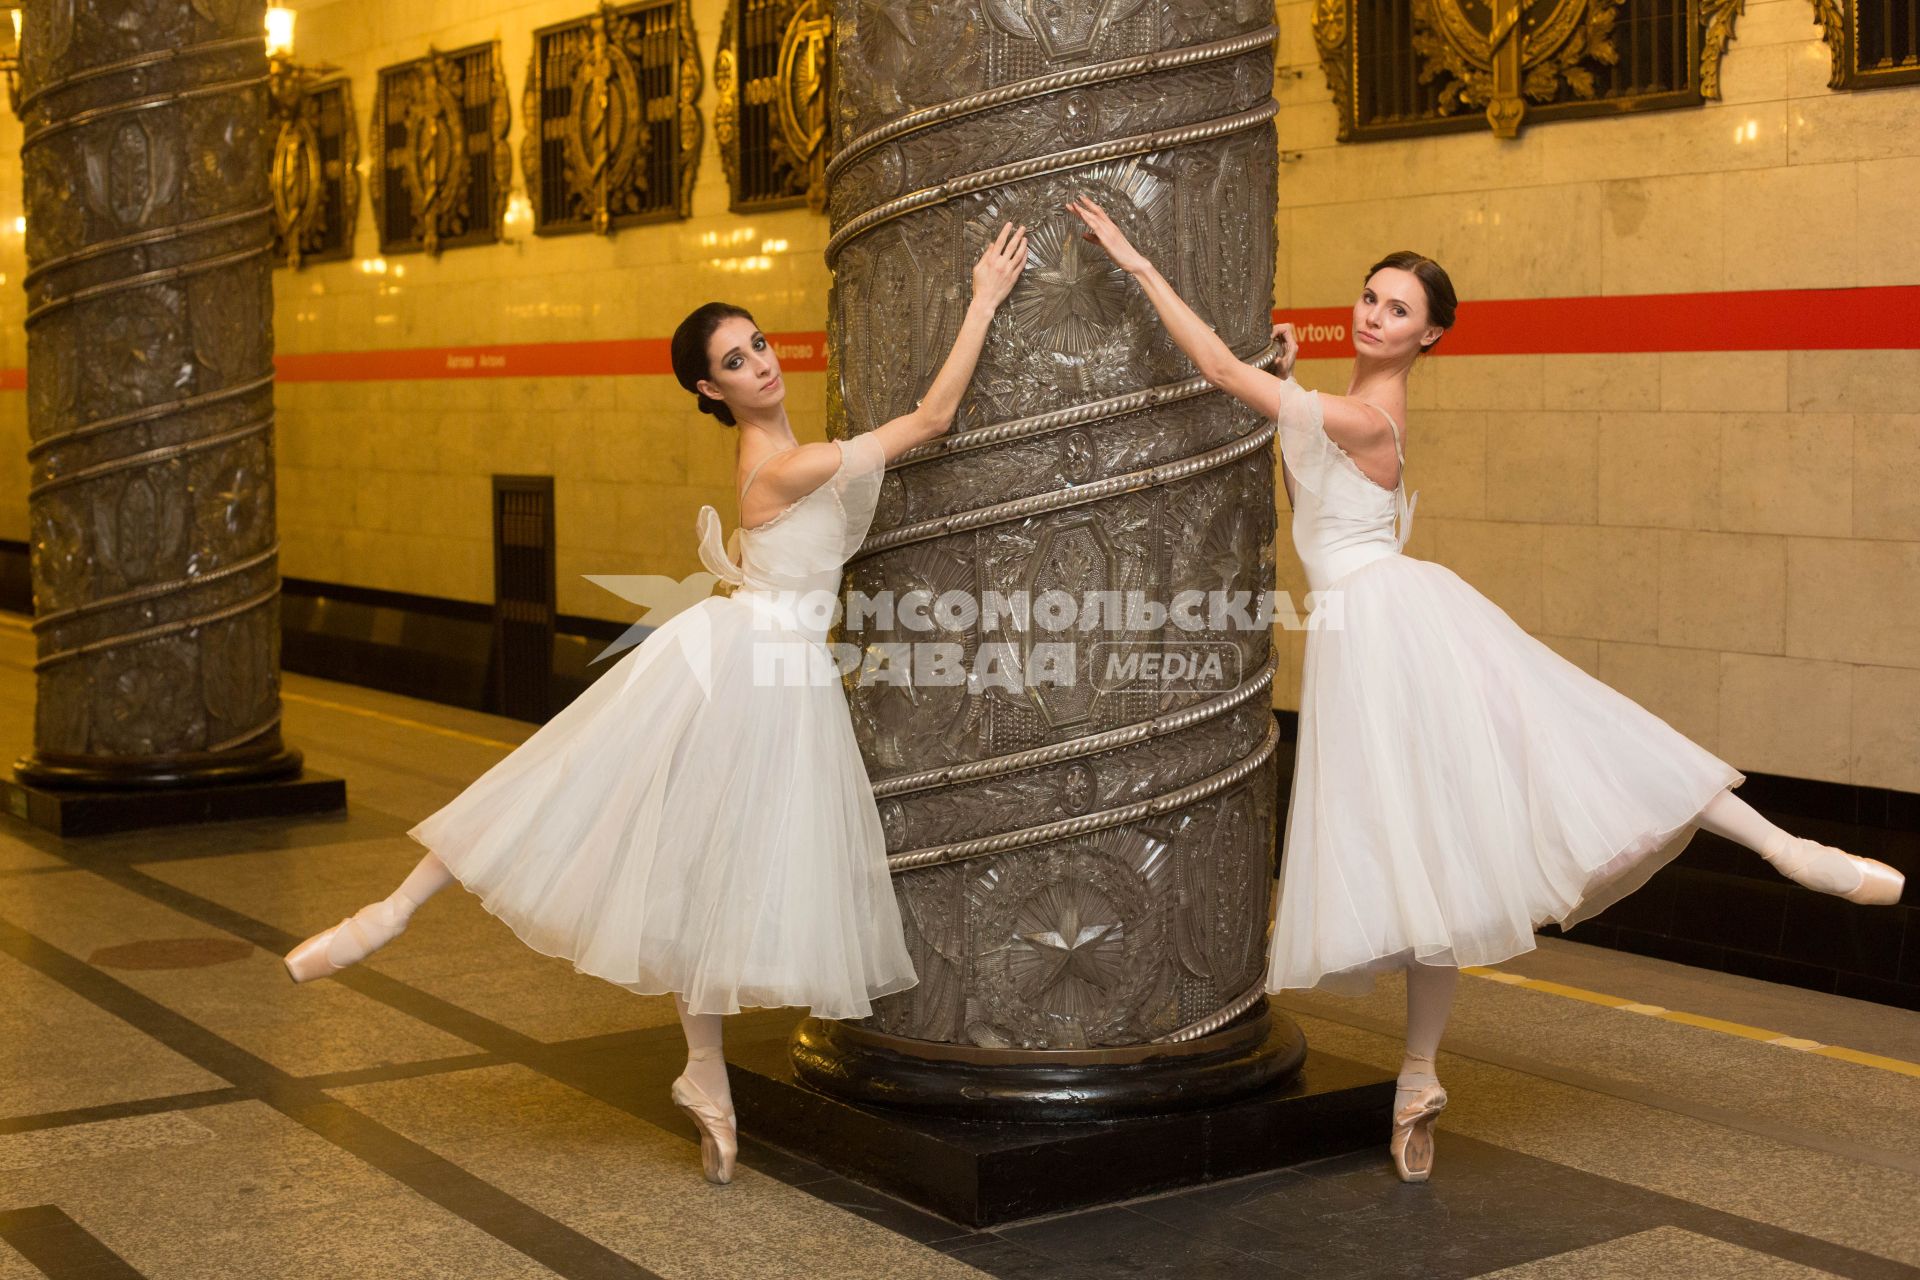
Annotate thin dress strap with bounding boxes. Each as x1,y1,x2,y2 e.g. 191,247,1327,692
1362,402,1417,551
1366,402,1407,473
738,448,784,501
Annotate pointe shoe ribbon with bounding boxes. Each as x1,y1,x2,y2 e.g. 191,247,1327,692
1389,1084,1447,1183
1767,835,1905,906
283,902,405,983
671,1074,738,1185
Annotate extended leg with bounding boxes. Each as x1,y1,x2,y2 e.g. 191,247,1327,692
1697,789,1903,904
284,852,457,982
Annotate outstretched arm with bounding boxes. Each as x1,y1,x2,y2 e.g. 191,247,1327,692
1067,197,1279,419
1069,198,1396,479
868,220,1028,463
751,222,1029,507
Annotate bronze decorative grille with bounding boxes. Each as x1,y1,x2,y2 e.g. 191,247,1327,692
1317,0,1742,140
716,0,830,211
491,476,556,723
1814,0,1920,86
525,0,703,234
371,42,512,255
270,76,358,267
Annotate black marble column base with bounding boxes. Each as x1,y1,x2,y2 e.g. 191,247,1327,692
1,769,347,837
729,1013,1396,1227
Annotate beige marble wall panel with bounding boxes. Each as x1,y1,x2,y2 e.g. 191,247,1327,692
1786,538,1920,668
1658,353,1789,414
1853,415,1920,540
1718,652,1853,782
1597,414,1722,530
1404,409,1489,519
1544,525,1662,644
1596,640,1722,752
1430,518,1545,631
1717,414,1852,536
1852,664,1920,792
1487,411,1599,524
1657,530,1787,653
1542,355,1661,412
1723,164,1859,291
1600,175,1726,296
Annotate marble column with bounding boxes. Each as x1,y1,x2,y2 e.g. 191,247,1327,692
14,0,300,792
805,0,1293,1117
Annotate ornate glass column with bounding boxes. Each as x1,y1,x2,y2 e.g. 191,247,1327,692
806,0,1291,1118
10,0,318,821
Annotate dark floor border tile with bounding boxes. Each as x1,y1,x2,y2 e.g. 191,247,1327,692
0,912,661,1280
298,1051,506,1092
0,1087,244,1137
0,1203,147,1279
26,844,915,1237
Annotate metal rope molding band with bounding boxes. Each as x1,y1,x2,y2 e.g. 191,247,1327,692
22,204,272,289
885,717,1280,874
17,32,262,114
827,25,1279,182
872,651,1278,799
1151,979,1269,1044
33,580,280,673
31,545,282,633
884,343,1280,472
826,98,1280,264
25,373,276,462
851,417,1276,561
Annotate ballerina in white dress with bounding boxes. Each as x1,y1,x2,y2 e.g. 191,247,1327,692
283,222,1032,1184
1067,197,1903,1184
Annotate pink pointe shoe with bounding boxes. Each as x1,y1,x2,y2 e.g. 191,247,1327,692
1389,1083,1447,1183
671,1074,738,1185
1766,835,1905,906
283,901,407,983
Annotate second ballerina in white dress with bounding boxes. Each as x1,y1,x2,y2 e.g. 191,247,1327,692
1066,197,1904,1184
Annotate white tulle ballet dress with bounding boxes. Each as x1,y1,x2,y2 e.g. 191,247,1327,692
1265,383,1746,996
406,432,917,1019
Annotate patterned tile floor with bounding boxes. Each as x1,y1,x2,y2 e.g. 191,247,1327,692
1,611,1917,1279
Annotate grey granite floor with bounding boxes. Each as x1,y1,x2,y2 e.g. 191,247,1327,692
2,611,1917,1279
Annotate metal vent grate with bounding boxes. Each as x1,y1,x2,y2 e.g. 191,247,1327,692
491,476,556,722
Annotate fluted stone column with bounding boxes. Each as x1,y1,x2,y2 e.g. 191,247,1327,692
803,0,1292,1117
13,0,302,796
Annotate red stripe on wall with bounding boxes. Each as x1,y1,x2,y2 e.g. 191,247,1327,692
272,330,829,382
1282,284,1920,359
0,286,1912,389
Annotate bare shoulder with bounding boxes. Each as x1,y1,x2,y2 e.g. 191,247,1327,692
742,440,843,514
1315,391,1399,450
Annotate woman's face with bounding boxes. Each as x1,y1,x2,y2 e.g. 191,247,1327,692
697,315,784,417
1351,267,1444,362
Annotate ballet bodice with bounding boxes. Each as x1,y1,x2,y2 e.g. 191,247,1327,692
1276,381,1418,594
694,433,887,643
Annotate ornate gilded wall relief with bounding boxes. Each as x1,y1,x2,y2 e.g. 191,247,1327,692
524,0,703,234
371,42,511,254
1313,0,1747,139
716,0,832,211
1809,0,1920,88
268,72,358,268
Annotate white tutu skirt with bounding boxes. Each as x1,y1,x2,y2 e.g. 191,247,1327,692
1268,554,1746,996
407,594,918,1019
